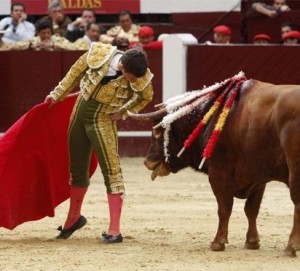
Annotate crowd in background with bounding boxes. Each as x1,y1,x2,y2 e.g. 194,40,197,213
207,0,300,45
0,0,299,52
0,1,164,51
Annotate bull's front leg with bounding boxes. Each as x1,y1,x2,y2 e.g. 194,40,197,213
211,199,233,251
244,184,266,250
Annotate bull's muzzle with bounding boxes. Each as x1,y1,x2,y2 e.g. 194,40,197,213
144,159,170,180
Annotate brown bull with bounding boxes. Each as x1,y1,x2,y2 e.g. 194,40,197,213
129,76,300,257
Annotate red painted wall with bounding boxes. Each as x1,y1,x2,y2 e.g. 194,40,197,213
0,51,62,130
187,45,300,89
2,45,300,155
0,50,161,156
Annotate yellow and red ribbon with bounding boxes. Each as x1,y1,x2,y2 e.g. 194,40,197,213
201,82,242,160
177,79,237,157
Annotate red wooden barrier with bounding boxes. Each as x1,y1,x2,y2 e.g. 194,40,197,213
187,44,300,89
0,50,162,156
2,45,300,155
0,51,62,130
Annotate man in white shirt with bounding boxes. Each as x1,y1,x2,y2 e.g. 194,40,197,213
0,3,35,43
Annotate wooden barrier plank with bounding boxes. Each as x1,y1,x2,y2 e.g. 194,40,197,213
0,51,62,130
187,45,300,90
0,50,162,156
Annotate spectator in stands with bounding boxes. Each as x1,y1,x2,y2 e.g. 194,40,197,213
36,0,72,37
213,25,232,44
281,21,297,40
112,36,130,51
252,0,290,18
73,22,101,50
100,10,139,44
66,9,96,42
253,33,272,44
136,26,155,45
129,26,163,50
282,30,300,45
0,3,35,44
11,19,75,51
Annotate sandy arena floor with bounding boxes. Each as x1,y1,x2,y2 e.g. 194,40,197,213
0,157,299,271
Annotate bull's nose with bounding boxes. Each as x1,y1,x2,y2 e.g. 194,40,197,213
144,159,160,170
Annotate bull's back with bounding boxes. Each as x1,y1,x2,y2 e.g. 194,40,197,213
222,80,300,182
239,80,300,135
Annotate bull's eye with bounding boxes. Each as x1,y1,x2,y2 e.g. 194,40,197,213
152,128,162,139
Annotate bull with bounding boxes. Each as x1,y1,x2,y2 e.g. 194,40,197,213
129,73,300,257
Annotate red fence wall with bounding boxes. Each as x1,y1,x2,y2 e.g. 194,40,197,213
2,46,300,156
170,12,242,43
187,45,300,89
0,50,162,156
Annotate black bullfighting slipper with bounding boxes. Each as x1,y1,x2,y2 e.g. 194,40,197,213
101,232,123,243
56,215,87,239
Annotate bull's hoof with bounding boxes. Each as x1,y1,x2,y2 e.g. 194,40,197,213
210,241,225,251
284,246,297,257
245,241,260,250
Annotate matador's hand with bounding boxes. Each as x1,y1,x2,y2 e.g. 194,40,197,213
110,111,123,121
44,96,58,108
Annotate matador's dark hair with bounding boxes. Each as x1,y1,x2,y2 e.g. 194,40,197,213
121,48,148,78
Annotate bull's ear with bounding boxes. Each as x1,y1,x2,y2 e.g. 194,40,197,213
152,128,162,139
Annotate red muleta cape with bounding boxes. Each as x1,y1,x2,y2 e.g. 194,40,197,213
0,95,98,230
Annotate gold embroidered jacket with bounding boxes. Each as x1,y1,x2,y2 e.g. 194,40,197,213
72,37,90,51
99,24,140,44
9,35,77,51
0,41,12,51
49,42,154,115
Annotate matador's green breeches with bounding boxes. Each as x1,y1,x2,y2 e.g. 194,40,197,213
68,96,125,194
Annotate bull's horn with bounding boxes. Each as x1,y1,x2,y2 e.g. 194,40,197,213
154,102,166,109
127,108,167,121
153,122,162,129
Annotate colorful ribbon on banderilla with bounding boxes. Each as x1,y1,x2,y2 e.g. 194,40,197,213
176,76,246,169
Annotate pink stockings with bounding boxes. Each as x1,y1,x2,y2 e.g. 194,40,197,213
63,186,87,229
63,187,123,236
107,193,123,236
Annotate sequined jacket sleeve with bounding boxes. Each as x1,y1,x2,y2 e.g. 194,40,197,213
119,83,154,115
49,52,88,101
119,69,154,115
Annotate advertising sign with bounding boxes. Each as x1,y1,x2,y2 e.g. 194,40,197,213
8,0,140,15
4,0,240,15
